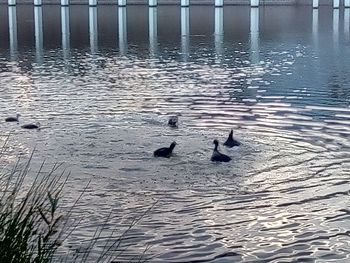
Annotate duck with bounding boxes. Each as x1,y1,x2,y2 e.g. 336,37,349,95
5,114,20,122
154,141,177,158
223,129,240,148
168,116,178,128
21,122,40,130
211,139,231,162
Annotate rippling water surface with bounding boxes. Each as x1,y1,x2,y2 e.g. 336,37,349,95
0,5,350,262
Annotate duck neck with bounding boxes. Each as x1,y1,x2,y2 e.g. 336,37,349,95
214,144,218,151
169,143,176,151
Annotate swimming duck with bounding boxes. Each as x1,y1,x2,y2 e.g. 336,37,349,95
5,114,20,122
168,116,178,128
21,122,40,130
223,129,241,148
211,139,231,162
154,141,177,158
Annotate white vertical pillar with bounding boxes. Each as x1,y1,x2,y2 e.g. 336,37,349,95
149,7,157,56
149,0,157,7
181,7,189,61
118,0,126,6
214,7,223,59
345,0,350,8
181,0,189,7
251,0,259,7
34,0,42,6
118,7,127,55
8,6,18,60
34,6,43,64
89,0,97,6
333,0,339,8
312,0,319,8
215,0,223,7
250,7,259,64
61,0,69,6
8,0,16,6
89,7,98,53
61,6,70,59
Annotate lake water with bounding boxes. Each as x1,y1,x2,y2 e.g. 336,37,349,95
0,4,350,262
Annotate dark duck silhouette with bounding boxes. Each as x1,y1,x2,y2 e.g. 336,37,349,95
5,114,20,122
168,116,178,128
154,142,177,158
223,130,240,148
21,122,40,130
211,139,232,162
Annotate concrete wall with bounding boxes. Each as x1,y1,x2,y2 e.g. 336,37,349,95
0,0,342,5
296,0,345,5
0,0,299,5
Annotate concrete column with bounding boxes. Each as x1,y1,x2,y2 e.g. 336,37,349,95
345,0,350,8
34,6,43,64
34,0,42,6
118,0,126,6
312,0,319,8
215,0,223,7
89,0,97,6
8,6,18,60
8,0,16,6
118,7,127,55
333,0,339,8
149,7,157,56
181,7,189,61
61,0,69,6
149,0,157,7
61,6,70,58
250,7,259,64
181,0,189,7
251,0,259,7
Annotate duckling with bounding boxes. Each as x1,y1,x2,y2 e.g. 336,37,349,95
5,114,20,122
223,129,241,148
168,116,178,128
154,141,177,158
211,139,231,162
21,122,40,130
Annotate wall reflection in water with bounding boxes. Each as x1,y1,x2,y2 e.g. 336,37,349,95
181,7,189,61
345,8,350,41
148,7,157,57
3,5,350,61
118,7,127,55
333,9,339,47
89,7,98,54
250,7,259,64
312,9,318,49
61,6,70,60
34,6,43,64
214,7,224,59
8,6,18,61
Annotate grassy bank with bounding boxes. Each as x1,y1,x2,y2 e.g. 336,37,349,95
0,137,152,263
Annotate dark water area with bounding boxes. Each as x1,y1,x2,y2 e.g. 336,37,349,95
0,4,350,262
